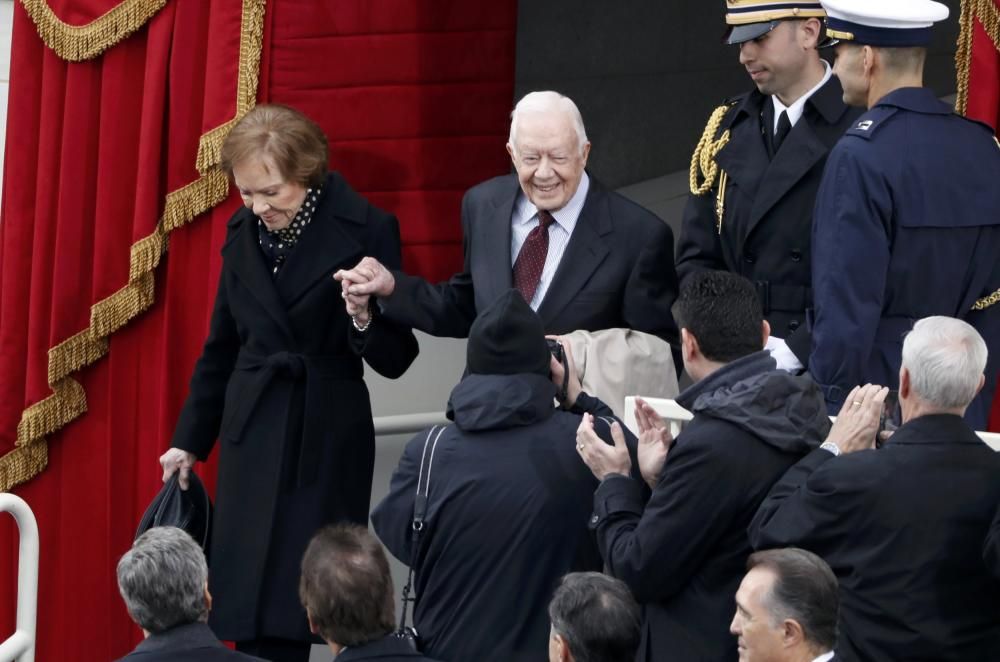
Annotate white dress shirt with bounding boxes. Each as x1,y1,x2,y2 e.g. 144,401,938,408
772,60,832,130
510,172,590,310
812,651,835,662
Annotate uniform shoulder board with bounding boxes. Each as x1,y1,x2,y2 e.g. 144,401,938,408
846,106,900,140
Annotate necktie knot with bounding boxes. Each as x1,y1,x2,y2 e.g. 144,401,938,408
537,210,555,229
773,110,791,153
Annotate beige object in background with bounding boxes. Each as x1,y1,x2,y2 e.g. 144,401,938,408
561,329,678,419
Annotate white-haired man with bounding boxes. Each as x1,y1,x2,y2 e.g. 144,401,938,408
334,90,679,350
750,317,1000,661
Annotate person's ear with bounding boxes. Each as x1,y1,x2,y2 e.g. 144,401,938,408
307,610,319,635
782,618,806,648
762,319,771,349
681,328,698,363
800,17,821,49
862,45,875,76
899,366,911,400
553,633,573,661
506,142,517,166
974,373,986,397
204,585,212,612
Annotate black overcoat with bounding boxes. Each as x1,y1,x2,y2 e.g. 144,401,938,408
750,414,1000,661
676,76,860,362
171,172,419,642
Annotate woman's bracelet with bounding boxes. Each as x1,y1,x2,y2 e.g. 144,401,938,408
351,302,373,332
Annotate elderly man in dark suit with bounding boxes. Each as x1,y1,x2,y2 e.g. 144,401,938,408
750,316,1000,662
335,90,679,349
115,527,265,662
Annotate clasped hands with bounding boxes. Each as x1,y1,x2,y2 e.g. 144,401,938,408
333,256,395,324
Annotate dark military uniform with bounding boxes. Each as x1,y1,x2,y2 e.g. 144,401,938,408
810,87,1000,428
677,75,861,363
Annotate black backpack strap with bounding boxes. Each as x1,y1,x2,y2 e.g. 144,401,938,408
398,424,447,632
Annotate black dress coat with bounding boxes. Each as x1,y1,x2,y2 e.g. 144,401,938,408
749,414,1000,662
171,172,419,643
333,635,444,662
382,173,680,348
676,76,860,362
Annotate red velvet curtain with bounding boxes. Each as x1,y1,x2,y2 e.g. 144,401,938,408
0,1,515,659
956,0,1000,430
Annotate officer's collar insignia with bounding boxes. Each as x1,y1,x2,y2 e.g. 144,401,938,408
856,120,873,131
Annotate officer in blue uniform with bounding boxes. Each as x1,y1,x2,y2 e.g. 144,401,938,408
810,0,1000,429
678,0,861,373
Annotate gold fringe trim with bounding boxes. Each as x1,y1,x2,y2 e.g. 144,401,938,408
0,0,267,492
956,0,1000,115
19,0,167,62
972,287,1000,311
689,104,733,196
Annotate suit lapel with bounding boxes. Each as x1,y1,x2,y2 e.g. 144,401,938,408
716,92,769,212
746,76,851,235
537,180,611,325
274,174,365,308
478,177,517,304
223,212,296,342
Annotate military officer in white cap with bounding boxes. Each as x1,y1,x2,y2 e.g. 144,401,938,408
677,1,861,374
809,0,1000,429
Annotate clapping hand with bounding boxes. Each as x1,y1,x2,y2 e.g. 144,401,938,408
634,397,672,489
576,413,632,481
825,383,889,454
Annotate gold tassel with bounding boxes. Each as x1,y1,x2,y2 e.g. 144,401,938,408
19,0,167,62
689,104,733,196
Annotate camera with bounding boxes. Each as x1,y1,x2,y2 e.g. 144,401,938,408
546,338,564,363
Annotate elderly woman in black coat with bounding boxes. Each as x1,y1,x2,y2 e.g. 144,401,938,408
159,104,419,661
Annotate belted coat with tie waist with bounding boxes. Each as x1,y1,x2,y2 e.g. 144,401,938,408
171,172,419,643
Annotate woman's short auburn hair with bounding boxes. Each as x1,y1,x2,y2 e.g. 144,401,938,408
220,104,328,188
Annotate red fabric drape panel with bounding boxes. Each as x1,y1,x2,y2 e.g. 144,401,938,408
0,1,516,659
263,0,517,282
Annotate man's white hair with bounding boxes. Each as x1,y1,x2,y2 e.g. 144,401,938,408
508,91,588,156
902,316,987,409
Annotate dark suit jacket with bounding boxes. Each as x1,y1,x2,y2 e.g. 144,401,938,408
334,635,443,661
382,173,679,347
749,414,1000,662
116,622,265,661
676,76,861,362
171,173,418,642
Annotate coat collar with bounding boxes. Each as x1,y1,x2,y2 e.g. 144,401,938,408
722,77,851,233
889,413,986,447
874,87,954,116
222,172,366,342
336,634,429,660
129,622,224,654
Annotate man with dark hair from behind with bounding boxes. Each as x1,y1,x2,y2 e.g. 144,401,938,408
548,572,640,662
298,524,441,661
115,527,265,661
575,270,832,661
731,548,840,662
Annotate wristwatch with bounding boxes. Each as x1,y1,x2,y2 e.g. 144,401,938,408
820,441,841,456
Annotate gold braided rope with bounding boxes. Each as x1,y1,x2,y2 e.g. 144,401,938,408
956,0,1000,115
689,104,733,196
972,287,1000,311
19,0,166,62
0,0,267,492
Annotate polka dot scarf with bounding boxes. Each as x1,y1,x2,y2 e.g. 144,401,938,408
257,187,322,277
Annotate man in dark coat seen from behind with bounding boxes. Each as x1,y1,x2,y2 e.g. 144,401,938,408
750,316,1000,662
298,524,442,662
371,289,634,662
575,271,832,662
115,527,265,662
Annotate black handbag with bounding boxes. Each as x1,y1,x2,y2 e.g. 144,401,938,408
135,471,212,558
393,425,448,651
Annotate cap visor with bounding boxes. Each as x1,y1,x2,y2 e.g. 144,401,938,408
724,21,778,45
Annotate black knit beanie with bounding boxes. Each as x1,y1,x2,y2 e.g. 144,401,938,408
467,289,551,377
